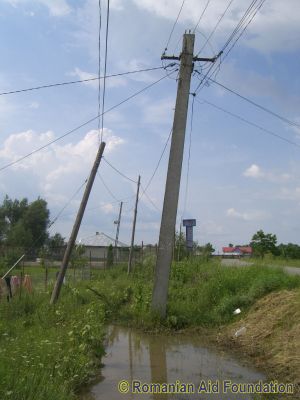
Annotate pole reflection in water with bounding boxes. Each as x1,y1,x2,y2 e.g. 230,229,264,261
87,326,266,400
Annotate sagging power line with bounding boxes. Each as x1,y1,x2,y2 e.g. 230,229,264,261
0,69,177,173
0,66,167,97
196,97,300,149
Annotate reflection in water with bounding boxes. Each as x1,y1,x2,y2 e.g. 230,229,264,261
88,326,266,400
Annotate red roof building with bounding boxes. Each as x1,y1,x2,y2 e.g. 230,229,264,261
222,246,252,256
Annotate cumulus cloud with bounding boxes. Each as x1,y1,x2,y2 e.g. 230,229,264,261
130,0,300,54
243,164,291,183
244,164,263,178
0,128,124,202
100,202,115,214
226,207,269,221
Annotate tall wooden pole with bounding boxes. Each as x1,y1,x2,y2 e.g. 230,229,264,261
127,175,141,274
50,142,106,304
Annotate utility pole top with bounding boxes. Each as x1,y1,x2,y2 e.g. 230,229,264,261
161,33,222,63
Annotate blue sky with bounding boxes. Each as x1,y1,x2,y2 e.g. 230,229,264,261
1,0,300,252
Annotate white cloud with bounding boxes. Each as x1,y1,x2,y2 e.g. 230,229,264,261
129,0,300,54
244,164,263,178
226,207,269,221
243,164,291,183
100,202,115,214
277,187,300,202
29,101,39,109
4,0,71,16
0,128,124,201
200,220,224,236
70,67,127,89
143,97,174,125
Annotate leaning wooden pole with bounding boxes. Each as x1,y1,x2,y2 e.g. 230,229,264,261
50,142,106,304
127,175,141,274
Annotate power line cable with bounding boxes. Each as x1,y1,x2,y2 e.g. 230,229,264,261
140,184,161,213
49,179,88,228
97,172,120,202
100,0,110,143
196,0,234,56
221,0,266,63
141,127,173,195
195,97,300,149
0,66,167,97
163,0,186,54
102,157,137,183
194,0,264,94
182,94,195,218
193,0,211,33
204,75,300,130
0,69,175,173
97,0,102,143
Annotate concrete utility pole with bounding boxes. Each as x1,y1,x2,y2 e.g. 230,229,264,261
114,201,123,247
127,175,141,274
50,142,106,304
114,201,123,261
152,32,217,317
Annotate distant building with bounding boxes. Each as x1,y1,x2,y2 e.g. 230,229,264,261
77,232,129,261
222,246,252,258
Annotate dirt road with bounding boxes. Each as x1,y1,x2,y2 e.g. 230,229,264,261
221,258,300,276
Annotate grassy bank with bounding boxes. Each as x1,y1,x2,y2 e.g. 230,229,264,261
1,258,300,399
0,287,105,400
86,258,300,329
218,289,300,388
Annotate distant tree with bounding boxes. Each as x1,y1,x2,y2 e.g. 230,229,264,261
251,230,277,258
174,231,188,261
47,233,66,249
0,195,49,249
277,243,300,259
228,243,234,247
107,244,114,267
196,242,215,260
22,198,49,248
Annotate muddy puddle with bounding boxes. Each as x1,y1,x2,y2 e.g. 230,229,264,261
83,325,267,400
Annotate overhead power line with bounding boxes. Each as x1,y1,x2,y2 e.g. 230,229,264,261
196,0,234,56
102,157,137,184
163,0,186,54
97,0,102,143
182,95,195,218
100,0,110,143
195,97,300,149
97,172,120,202
205,75,300,130
0,69,176,173
0,66,167,97
142,127,173,195
194,0,265,94
193,0,211,33
140,184,161,213
49,179,88,228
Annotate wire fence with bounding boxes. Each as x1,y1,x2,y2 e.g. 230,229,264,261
0,244,160,301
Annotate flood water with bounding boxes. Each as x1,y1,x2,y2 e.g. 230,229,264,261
85,325,266,400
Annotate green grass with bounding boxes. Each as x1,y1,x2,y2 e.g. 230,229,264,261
1,258,300,400
84,258,300,329
0,286,105,400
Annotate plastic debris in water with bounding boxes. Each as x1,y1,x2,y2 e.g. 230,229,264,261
233,308,241,315
234,326,246,338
